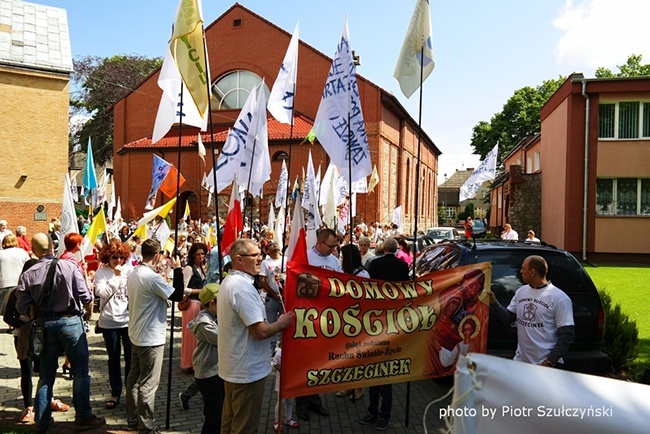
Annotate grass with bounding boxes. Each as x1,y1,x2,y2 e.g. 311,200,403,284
585,265,650,370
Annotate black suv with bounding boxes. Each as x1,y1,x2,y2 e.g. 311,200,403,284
415,240,607,374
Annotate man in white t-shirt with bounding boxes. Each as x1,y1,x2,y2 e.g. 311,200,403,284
125,239,184,432
488,255,575,367
259,241,284,352
297,229,341,422
218,239,293,434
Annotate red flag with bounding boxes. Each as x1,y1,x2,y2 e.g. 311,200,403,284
286,192,308,264
159,165,186,197
221,180,242,255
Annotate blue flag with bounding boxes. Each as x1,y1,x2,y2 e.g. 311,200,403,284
82,138,98,191
145,155,173,210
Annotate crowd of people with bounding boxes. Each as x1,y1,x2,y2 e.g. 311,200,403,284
0,212,567,433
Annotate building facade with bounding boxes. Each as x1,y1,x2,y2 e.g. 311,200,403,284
112,4,441,232
0,0,72,234
490,73,650,263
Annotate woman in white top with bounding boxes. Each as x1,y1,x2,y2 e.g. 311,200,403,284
94,239,132,409
0,234,30,316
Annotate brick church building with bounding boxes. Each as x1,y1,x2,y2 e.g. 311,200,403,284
113,3,440,231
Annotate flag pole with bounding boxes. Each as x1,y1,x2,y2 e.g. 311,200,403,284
165,80,184,430
281,82,296,274
244,136,259,231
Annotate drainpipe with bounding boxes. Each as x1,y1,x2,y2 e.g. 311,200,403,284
581,80,590,262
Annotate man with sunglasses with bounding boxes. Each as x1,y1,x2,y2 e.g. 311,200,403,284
295,228,343,422
218,239,293,434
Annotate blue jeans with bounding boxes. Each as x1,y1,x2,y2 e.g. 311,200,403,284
102,327,132,398
35,316,92,429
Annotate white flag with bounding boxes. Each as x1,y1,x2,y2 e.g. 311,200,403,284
70,174,79,203
323,169,338,229
459,143,498,202
268,21,299,124
96,168,107,205
392,205,404,230
319,163,338,209
274,205,286,252
351,176,368,193
207,84,259,193
267,204,276,231
394,0,435,98
302,150,322,249
313,18,372,184
114,197,122,223
152,45,207,144
315,164,322,203
197,133,206,165
275,160,289,208
58,174,79,256
237,83,271,197
107,174,116,221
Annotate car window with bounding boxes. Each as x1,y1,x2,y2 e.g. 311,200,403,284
473,220,485,229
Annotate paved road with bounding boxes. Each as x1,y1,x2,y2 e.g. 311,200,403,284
0,311,452,433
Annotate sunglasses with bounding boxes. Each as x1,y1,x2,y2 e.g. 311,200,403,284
111,255,126,260
239,252,262,258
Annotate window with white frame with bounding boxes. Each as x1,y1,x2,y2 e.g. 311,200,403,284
596,178,650,216
534,151,540,172
598,101,650,139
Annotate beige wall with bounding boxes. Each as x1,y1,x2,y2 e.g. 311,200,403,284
540,98,569,248
0,66,70,233
597,140,650,177
595,218,650,253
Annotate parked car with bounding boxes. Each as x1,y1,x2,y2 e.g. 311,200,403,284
405,235,435,256
415,241,607,374
427,227,461,243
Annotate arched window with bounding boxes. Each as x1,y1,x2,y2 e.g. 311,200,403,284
211,70,270,110
273,151,289,161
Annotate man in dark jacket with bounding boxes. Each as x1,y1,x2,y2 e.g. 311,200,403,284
361,236,410,431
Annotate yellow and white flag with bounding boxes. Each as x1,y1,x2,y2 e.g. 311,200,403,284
152,0,210,143
394,0,435,98
81,208,107,256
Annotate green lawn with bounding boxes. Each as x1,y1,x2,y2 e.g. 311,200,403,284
585,265,650,369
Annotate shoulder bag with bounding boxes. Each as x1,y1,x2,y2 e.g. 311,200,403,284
27,259,58,360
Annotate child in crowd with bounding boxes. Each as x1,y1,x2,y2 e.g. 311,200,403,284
273,346,299,431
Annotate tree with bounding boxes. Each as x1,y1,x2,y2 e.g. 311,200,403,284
469,76,566,165
71,54,162,165
596,54,650,78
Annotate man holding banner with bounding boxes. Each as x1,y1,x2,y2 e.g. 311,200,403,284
296,228,342,421
217,239,293,434
361,237,410,431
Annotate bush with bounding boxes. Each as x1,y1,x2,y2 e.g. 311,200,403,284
599,291,639,374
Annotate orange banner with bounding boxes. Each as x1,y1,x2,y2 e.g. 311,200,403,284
280,261,492,398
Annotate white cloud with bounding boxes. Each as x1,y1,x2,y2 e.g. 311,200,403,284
554,0,650,71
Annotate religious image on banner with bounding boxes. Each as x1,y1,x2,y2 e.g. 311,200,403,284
280,261,492,398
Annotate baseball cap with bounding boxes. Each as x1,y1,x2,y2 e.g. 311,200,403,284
199,283,220,304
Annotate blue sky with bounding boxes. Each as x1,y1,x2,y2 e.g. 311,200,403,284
34,0,650,183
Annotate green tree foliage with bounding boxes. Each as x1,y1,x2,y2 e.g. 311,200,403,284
469,77,566,165
595,54,650,78
464,202,475,219
599,291,639,374
71,54,162,165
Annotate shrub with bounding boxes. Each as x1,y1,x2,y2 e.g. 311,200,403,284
599,291,639,374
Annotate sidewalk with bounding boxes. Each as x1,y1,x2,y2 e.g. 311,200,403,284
0,311,452,433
